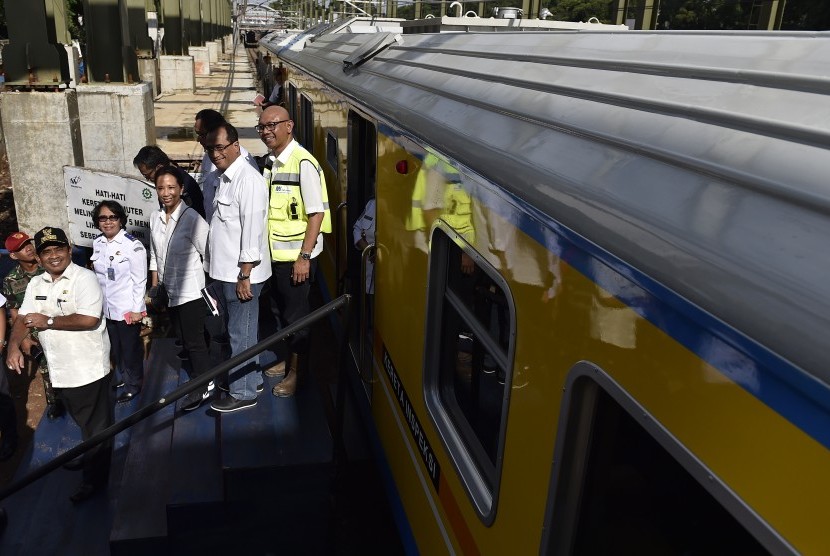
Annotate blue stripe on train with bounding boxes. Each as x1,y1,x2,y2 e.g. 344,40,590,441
476,173,830,453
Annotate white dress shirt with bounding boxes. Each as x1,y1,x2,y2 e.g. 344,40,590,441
90,229,148,320
206,154,271,284
149,201,209,307
19,263,110,388
202,146,260,223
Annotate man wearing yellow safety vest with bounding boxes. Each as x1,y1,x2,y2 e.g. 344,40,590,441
256,106,331,397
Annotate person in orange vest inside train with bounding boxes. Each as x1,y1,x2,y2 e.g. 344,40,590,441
256,105,331,398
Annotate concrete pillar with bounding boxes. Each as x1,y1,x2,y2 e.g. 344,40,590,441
83,0,140,83
3,0,71,86
0,91,83,232
207,41,220,63
137,57,160,95
190,46,211,75
76,83,155,174
158,55,196,93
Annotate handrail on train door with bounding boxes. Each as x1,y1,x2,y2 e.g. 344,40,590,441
358,243,376,384
335,201,348,296
0,294,352,503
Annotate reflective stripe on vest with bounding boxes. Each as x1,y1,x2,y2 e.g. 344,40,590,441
267,146,332,262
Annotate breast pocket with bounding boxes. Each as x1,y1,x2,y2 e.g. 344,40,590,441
214,195,235,223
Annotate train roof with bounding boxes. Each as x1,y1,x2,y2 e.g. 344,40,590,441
266,26,830,383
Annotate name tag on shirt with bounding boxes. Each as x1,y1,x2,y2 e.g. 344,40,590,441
36,295,47,300
273,185,292,195
107,268,116,281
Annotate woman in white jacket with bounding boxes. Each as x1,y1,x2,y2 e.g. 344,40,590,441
149,166,212,411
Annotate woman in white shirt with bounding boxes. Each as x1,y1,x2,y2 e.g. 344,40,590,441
90,201,147,404
149,167,212,412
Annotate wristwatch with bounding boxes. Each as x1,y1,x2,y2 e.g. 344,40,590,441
237,272,250,280
47,317,55,328
300,252,312,261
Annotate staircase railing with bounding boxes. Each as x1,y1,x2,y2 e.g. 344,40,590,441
0,294,351,502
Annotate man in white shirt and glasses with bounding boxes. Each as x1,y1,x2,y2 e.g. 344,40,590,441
203,123,271,413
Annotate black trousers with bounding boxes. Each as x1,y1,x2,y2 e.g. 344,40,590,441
57,373,114,487
269,259,317,356
169,298,211,379
106,319,144,394
0,367,18,442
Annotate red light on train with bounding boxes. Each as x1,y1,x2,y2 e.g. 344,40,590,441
396,160,409,174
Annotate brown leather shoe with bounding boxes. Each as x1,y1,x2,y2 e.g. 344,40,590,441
271,370,297,398
264,360,285,378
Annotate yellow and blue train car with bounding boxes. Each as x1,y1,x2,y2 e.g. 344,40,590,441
261,20,830,555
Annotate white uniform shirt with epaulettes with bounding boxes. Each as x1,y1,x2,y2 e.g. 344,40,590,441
18,263,110,388
90,229,148,321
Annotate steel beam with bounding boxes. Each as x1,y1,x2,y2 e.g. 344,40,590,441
3,0,72,87
82,0,139,83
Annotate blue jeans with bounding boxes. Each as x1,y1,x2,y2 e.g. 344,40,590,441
222,281,264,400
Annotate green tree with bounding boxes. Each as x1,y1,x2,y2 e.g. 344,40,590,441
779,0,830,30
659,0,752,30
545,0,614,23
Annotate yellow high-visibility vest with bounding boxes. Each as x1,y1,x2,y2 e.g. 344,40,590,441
406,152,474,243
266,145,332,262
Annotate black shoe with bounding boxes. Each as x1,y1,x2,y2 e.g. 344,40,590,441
0,436,17,462
62,456,84,471
176,349,189,361
256,382,264,393
210,396,257,413
46,401,66,420
181,389,210,412
69,482,99,504
116,391,137,404
217,383,229,392
174,339,182,348
112,380,125,390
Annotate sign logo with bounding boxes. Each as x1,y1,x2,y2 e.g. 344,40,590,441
142,188,153,200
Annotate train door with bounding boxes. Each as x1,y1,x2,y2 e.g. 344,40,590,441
346,110,377,399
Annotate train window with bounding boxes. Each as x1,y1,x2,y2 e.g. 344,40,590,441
299,95,313,150
287,83,297,122
424,225,515,524
543,364,777,555
326,131,338,176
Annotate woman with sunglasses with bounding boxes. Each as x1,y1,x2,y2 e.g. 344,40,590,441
90,200,148,403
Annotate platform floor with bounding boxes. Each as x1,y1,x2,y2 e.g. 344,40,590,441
154,40,267,165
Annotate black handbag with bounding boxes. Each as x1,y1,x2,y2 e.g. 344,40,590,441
148,283,169,311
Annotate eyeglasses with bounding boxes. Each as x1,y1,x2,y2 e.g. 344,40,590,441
204,142,237,154
254,120,290,133
97,215,120,222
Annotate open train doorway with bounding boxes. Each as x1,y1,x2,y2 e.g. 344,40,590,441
346,110,377,399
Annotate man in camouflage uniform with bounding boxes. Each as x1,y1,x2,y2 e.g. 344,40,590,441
1,232,64,419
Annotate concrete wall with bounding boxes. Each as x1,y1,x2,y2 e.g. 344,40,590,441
138,58,160,97
0,91,83,233
76,83,155,174
190,46,210,76
159,55,195,93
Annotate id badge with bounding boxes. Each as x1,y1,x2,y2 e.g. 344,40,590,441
107,267,115,281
